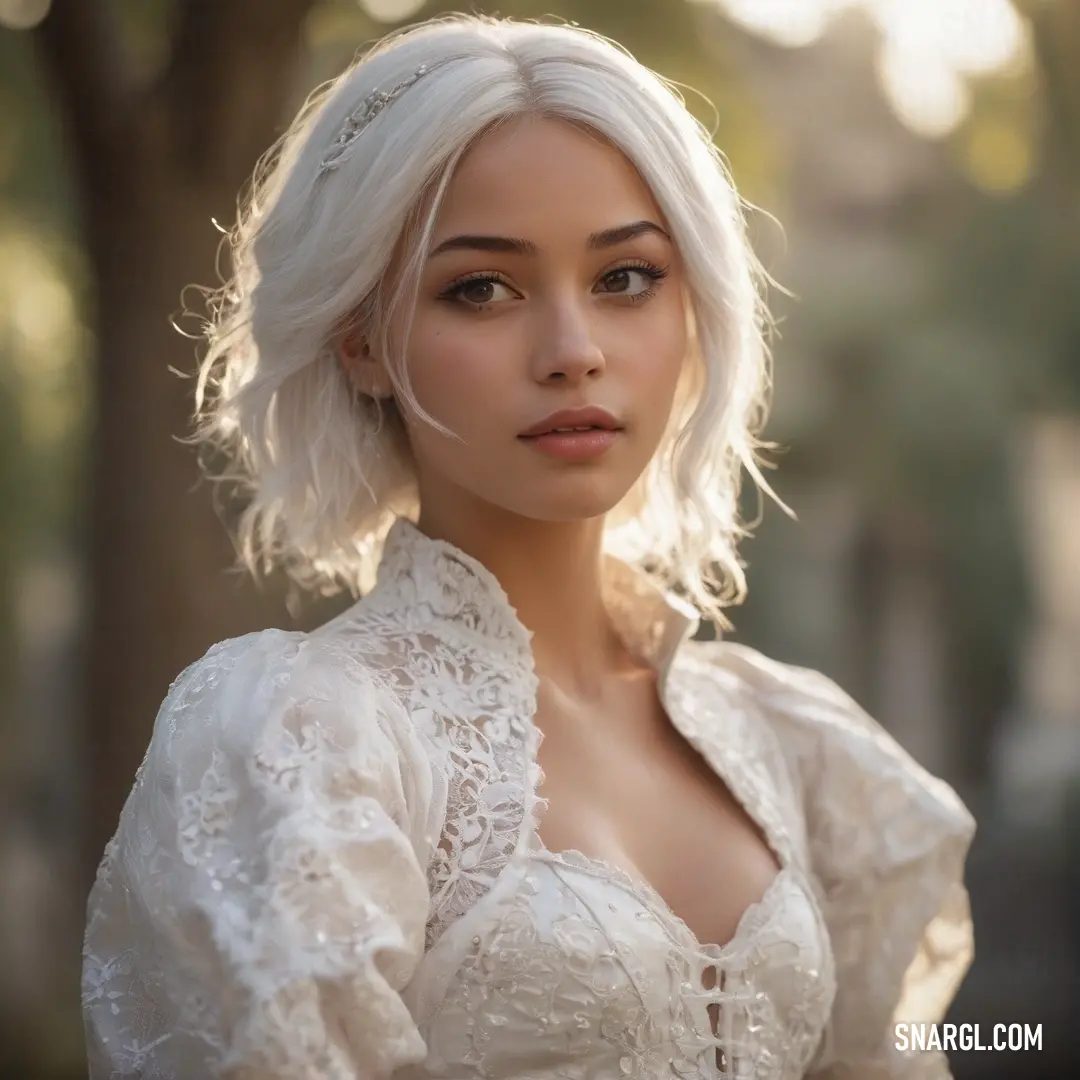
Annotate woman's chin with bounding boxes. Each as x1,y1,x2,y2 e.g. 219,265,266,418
501,479,637,523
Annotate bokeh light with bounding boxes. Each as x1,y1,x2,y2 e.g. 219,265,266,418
0,0,50,32
719,0,841,47
714,0,1029,136
358,0,427,24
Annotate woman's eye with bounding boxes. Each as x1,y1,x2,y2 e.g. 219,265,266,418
596,265,668,298
441,275,516,307
439,264,669,310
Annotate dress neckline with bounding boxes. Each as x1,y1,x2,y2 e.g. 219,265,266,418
370,514,794,960
521,659,794,960
530,840,795,958
371,514,703,675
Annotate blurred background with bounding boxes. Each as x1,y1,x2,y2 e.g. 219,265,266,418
1,0,1078,1076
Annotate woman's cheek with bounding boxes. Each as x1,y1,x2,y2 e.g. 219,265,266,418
409,337,504,428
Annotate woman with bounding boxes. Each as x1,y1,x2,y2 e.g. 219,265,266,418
81,13,975,1079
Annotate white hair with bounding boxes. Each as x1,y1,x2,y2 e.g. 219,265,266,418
189,12,787,629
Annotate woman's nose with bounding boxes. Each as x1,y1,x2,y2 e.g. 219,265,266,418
530,302,607,383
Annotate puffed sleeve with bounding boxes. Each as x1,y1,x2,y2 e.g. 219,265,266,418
717,643,976,1080
81,629,437,1080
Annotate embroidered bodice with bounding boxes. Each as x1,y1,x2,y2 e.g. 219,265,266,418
81,516,975,1079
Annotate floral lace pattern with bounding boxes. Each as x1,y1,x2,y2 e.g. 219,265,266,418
82,516,976,1079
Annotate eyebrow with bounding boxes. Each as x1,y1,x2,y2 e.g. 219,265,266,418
427,220,671,259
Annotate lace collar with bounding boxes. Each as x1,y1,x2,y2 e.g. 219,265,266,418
370,515,703,678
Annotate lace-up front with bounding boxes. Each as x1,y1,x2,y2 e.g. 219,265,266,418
82,515,975,1080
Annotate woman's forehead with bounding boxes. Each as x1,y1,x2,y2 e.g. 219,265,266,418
430,117,665,244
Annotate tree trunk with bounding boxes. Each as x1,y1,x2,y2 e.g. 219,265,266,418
82,154,294,885
32,0,322,893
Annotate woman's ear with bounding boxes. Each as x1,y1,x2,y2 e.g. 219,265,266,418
338,327,394,399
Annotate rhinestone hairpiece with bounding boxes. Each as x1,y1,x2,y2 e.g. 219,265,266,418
317,63,429,179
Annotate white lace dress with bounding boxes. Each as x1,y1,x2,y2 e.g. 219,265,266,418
81,516,975,1079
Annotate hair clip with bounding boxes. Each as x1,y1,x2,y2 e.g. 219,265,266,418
317,63,430,179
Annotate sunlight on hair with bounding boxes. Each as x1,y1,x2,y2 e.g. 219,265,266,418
190,14,784,625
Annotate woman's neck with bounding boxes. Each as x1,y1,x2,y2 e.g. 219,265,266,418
414,506,636,699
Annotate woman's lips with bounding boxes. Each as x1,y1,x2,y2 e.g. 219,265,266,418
518,428,620,461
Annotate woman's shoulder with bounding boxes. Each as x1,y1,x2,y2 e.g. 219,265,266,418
160,627,303,710
682,640,977,1069
680,635,879,723
148,626,417,783
87,629,435,1079
118,625,436,879
680,637,976,843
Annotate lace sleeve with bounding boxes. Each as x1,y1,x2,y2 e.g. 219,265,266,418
713,643,976,1080
81,629,435,1080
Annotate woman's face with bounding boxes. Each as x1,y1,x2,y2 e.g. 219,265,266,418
394,115,688,525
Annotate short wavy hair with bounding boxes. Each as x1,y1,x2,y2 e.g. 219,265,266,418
189,12,786,629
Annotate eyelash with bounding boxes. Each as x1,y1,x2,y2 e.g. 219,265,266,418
437,260,671,311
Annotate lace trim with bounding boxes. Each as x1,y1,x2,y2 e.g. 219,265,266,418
517,642,799,958
443,843,824,1078
81,512,971,1080
402,514,806,983
345,516,835,1080
531,844,796,957
504,630,816,1076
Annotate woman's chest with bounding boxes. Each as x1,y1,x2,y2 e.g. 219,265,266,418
402,651,834,1077
405,852,835,1080
414,652,810,956
532,669,785,954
